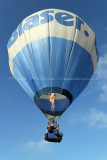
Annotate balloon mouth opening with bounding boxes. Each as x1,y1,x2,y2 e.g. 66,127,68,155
34,87,73,118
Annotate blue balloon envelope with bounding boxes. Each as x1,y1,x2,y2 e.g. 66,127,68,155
7,9,98,121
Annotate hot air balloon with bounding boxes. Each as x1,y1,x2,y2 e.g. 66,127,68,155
7,9,98,143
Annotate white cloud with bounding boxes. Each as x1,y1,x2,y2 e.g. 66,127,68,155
88,108,107,128
99,85,107,101
69,109,107,129
95,53,107,101
25,140,51,152
96,53,107,78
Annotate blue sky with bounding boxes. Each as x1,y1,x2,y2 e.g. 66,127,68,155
0,0,107,160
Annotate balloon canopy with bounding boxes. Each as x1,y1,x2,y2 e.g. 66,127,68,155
7,9,98,121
